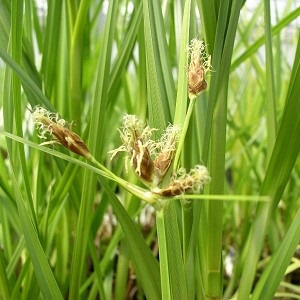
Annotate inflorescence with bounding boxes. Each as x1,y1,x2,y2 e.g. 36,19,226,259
32,38,211,202
33,106,91,159
187,38,211,98
109,114,210,197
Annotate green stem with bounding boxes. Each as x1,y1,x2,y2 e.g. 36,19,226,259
156,209,171,300
182,200,193,262
173,96,198,171
89,156,158,205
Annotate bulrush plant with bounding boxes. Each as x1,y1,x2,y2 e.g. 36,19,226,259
1,0,298,297
29,37,212,299
0,0,300,300
32,38,212,208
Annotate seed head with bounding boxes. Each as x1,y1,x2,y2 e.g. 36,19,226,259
109,115,211,196
33,106,91,158
153,124,180,183
158,165,211,197
188,38,211,97
108,115,155,182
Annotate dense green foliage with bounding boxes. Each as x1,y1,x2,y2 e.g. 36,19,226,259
0,0,300,299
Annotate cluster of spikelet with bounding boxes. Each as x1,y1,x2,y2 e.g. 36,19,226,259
32,38,211,199
109,115,211,197
108,115,179,185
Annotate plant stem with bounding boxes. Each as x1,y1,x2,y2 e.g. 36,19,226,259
89,156,158,205
173,95,198,171
156,209,171,300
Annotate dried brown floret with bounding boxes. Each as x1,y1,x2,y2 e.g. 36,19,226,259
187,39,211,97
157,165,211,197
33,106,91,158
108,115,155,182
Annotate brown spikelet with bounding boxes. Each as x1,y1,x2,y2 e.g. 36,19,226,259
153,151,173,180
108,115,155,183
156,165,211,197
159,182,183,197
188,66,207,95
51,124,90,158
33,107,91,158
132,138,154,182
187,38,211,97
153,125,179,183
